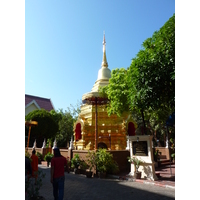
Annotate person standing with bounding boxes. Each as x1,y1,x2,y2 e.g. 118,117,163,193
25,155,32,197
51,147,69,200
25,156,32,176
31,149,38,183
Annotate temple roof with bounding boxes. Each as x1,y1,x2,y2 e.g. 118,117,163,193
25,94,55,111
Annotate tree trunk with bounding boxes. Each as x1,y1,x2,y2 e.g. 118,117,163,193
141,110,146,135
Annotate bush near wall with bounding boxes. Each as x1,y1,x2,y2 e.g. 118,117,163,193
71,150,130,174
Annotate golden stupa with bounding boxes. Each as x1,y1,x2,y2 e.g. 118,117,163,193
73,33,137,150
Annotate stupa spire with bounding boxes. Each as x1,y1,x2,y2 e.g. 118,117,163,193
101,31,108,68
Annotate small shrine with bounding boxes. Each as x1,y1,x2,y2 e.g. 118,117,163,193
128,135,158,180
73,33,137,150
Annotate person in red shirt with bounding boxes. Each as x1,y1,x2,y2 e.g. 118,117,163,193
51,147,69,200
31,149,38,184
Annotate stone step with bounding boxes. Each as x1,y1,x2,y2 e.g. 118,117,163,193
158,155,167,159
159,158,170,162
158,159,171,166
155,172,160,177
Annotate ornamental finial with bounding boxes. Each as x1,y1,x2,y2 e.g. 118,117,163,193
101,31,108,68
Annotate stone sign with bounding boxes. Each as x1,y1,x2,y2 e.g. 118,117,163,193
132,141,148,156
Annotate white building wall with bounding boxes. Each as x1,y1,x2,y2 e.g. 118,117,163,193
25,104,39,116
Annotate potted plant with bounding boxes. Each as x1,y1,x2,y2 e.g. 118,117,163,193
71,154,81,174
96,149,108,178
79,160,88,175
153,149,161,167
96,148,119,178
171,153,175,163
85,169,93,178
128,156,143,179
44,152,54,167
86,150,97,178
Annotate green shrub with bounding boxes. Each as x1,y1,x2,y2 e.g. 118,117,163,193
154,149,161,162
128,156,143,173
79,160,88,170
71,154,81,169
44,152,54,163
171,153,175,161
25,170,46,199
86,150,98,171
36,152,43,161
25,151,32,162
25,109,58,142
96,149,119,174
46,138,52,148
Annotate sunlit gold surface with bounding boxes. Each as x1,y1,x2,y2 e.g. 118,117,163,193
73,33,136,150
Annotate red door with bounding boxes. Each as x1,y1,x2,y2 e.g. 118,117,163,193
75,123,82,140
128,122,135,136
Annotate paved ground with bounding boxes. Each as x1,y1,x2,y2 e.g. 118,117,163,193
117,163,175,189
34,164,175,200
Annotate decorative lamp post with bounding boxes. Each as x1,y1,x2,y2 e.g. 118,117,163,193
25,120,38,150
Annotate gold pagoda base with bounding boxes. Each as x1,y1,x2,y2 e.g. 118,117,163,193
73,104,136,150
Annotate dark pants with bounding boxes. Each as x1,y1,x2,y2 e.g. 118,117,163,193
53,176,65,200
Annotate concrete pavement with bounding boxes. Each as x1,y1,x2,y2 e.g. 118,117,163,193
115,163,175,189
36,165,175,200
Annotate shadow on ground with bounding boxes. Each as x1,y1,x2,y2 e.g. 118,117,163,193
38,166,175,200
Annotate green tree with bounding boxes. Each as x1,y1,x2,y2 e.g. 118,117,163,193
127,14,175,133
67,99,82,122
54,101,81,147
25,109,58,147
100,14,175,135
50,110,62,124
100,68,129,117
55,109,74,147
128,14,175,112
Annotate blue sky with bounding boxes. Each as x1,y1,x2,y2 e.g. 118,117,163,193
25,0,175,111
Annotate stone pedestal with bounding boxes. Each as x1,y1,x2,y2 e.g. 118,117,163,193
69,137,74,150
126,136,130,150
53,138,57,149
128,135,158,181
33,139,37,149
76,139,85,150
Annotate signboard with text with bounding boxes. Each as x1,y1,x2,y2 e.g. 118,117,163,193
132,141,148,156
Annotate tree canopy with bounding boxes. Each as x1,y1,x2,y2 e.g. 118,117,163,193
25,100,82,148
25,109,58,147
54,100,82,147
101,68,129,117
128,14,175,112
100,14,175,135
54,109,74,147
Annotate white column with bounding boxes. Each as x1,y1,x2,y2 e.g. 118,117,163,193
69,136,74,150
166,126,169,148
53,138,57,149
126,136,130,150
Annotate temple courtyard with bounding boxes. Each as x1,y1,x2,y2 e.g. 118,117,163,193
34,164,175,200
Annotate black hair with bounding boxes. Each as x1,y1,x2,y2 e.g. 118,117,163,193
53,148,61,157
32,149,36,154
